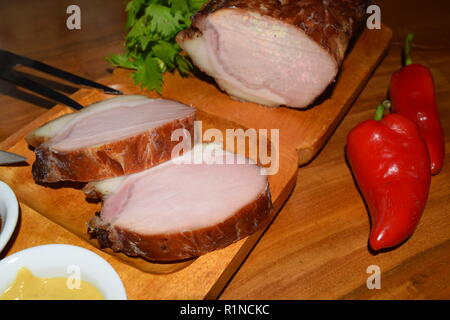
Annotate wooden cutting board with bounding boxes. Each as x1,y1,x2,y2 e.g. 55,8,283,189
0,25,392,299
0,105,298,298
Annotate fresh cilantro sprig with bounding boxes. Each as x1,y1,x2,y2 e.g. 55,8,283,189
108,0,207,93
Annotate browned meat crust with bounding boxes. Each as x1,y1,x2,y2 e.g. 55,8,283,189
88,184,274,262
180,0,370,64
32,115,195,183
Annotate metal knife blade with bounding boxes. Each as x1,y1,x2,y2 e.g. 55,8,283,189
0,150,27,165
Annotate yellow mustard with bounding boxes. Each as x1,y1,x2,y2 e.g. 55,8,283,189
0,267,104,300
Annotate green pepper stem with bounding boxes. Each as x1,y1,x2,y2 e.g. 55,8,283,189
374,100,392,121
404,33,415,66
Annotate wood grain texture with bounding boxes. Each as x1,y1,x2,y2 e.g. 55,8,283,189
0,201,266,300
0,15,391,298
0,78,299,298
0,0,127,142
0,0,449,300
219,23,450,300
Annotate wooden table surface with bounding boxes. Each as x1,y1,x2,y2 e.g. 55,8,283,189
0,0,449,300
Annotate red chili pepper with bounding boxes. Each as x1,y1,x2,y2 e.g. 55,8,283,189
390,34,445,174
347,101,431,251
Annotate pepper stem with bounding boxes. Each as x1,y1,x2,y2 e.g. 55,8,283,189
374,100,392,121
404,33,415,66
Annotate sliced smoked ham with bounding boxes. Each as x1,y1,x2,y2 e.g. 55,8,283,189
177,0,369,108
86,144,273,261
26,95,196,183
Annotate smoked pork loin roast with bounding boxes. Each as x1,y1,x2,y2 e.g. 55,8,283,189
26,95,196,183
86,144,273,261
177,0,369,108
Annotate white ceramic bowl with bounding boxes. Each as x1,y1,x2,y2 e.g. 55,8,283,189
0,181,19,253
0,244,127,300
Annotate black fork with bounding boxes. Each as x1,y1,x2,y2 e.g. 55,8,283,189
0,49,122,110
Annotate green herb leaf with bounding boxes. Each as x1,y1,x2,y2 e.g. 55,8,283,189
107,53,137,69
152,40,179,69
133,55,163,93
176,54,193,76
125,0,145,28
145,4,181,39
108,0,208,92
169,0,190,14
189,0,207,12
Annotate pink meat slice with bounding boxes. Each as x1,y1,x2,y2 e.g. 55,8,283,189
102,149,266,233
181,10,337,108
51,99,194,151
87,145,273,261
29,95,196,183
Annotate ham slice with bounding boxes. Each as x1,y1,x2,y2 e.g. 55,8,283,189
177,0,369,108
26,95,196,183
86,144,273,262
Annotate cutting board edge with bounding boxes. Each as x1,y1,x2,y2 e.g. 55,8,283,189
0,95,300,299
297,24,394,165
206,168,298,299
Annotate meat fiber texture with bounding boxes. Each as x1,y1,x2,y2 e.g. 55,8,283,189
26,95,196,183
86,143,274,262
177,0,369,108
